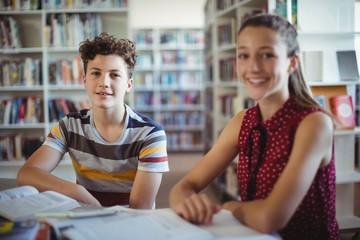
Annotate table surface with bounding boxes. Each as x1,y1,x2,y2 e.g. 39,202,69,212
0,178,281,239
0,178,17,191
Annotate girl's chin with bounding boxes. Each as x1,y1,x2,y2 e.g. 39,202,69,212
247,92,265,101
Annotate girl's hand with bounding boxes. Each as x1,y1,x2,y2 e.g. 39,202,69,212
173,193,222,225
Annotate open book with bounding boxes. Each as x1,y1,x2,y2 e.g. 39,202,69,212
0,186,80,222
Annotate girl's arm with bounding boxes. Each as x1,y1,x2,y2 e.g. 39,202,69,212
169,110,246,224
223,111,334,233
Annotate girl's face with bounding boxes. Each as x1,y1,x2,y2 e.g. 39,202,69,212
237,26,294,102
83,54,132,110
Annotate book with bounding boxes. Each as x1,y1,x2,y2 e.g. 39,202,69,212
329,95,356,129
0,219,40,240
302,51,323,82
313,95,327,110
336,50,360,81
0,186,80,222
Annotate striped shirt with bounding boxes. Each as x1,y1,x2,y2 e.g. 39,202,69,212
44,104,169,205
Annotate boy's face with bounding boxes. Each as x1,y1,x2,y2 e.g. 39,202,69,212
83,54,133,110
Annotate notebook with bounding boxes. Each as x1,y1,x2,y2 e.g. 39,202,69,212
336,50,360,81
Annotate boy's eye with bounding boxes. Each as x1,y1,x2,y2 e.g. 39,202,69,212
110,73,121,78
91,71,101,76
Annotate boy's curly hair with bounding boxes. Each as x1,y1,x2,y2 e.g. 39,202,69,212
79,32,137,78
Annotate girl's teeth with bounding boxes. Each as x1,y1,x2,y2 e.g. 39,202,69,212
249,79,265,83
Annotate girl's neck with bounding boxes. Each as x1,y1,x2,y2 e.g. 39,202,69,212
258,94,289,122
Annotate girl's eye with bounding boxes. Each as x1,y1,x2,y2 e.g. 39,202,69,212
260,52,275,59
237,53,248,60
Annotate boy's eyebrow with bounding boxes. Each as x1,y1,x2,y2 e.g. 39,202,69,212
88,67,101,71
237,46,274,51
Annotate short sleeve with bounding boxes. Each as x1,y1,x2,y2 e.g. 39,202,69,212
137,128,169,172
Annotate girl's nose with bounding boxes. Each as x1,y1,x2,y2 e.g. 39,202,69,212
248,57,260,72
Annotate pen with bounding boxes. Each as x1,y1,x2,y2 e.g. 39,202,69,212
35,209,117,219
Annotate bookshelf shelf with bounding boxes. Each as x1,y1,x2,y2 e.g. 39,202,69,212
0,48,43,53
336,171,360,184
0,123,45,129
337,216,360,233
204,0,360,233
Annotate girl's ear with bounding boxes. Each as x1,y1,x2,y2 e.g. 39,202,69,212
288,55,298,74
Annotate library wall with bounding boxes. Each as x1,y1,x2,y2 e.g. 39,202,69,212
129,0,206,28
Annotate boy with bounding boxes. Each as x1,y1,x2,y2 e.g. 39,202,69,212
17,32,169,209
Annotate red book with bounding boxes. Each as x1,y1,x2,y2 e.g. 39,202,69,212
329,95,356,129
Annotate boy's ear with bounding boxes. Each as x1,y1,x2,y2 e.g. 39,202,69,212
82,74,86,87
126,78,134,92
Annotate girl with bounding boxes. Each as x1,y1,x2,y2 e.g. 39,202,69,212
169,14,338,240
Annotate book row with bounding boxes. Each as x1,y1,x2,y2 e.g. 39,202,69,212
44,13,103,48
0,16,22,49
216,0,235,12
43,0,127,10
49,57,83,86
0,56,84,87
166,131,203,149
0,97,90,125
0,58,42,87
0,0,127,11
158,111,204,127
219,57,237,82
0,96,43,125
218,94,254,120
134,71,203,88
134,29,204,47
217,18,236,46
0,134,43,161
133,91,201,108
137,51,204,67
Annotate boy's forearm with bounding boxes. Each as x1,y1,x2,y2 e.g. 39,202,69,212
17,166,84,203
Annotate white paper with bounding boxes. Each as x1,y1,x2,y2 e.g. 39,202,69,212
57,206,214,240
0,190,80,221
0,186,38,202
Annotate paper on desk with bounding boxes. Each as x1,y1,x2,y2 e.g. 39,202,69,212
202,209,281,239
48,206,214,240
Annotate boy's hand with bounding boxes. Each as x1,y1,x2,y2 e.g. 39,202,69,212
72,185,102,207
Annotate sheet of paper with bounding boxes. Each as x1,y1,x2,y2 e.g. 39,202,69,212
0,186,38,202
62,214,214,240
202,210,281,239
0,191,80,221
